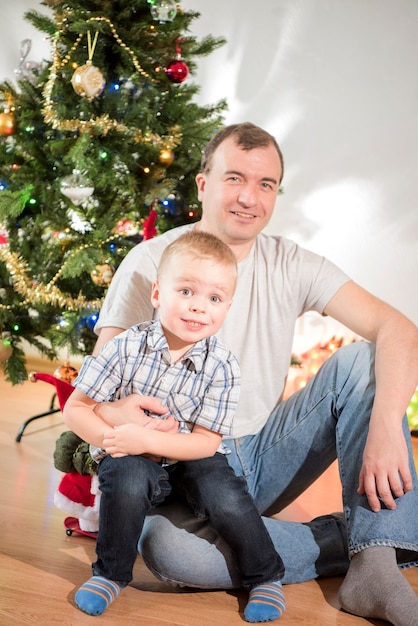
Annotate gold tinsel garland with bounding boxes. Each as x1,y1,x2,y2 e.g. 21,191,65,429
41,13,182,150
0,245,106,311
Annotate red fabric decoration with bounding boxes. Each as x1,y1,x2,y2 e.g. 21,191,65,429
143,208,158,240
57,471,96,508
29,372,75,410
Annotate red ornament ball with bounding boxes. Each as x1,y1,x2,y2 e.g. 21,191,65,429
165,59,189,84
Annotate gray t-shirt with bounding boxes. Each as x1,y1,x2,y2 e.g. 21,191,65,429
95,225,350,438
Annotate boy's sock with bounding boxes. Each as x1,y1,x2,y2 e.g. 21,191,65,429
244,580,286,623
338,546,418,626
75,575,124,616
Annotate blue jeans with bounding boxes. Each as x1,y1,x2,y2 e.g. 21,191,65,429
94,452,284,588
169,454,284,589
139,342,418,588
94,454,171,583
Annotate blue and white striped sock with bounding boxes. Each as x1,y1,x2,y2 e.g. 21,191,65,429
244,580,286,623
75,576,123,616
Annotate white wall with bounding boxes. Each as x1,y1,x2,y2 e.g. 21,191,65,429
1,1,417,349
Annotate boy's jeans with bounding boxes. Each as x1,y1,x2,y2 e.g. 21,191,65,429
169,454,284,589
94,451,284,587
139,342,418,588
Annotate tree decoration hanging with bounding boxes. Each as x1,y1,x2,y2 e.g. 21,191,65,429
14,39,42,85
54,360,79,383
159,147,174,166
142,201,158,240
90,263,114,286
60,169,95,205
0,94,17,137
71,30,105,100
149,0,177,23
0,226,8,246
0,111,16,137
165,38,189,84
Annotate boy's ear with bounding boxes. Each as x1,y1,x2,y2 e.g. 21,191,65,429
150,280,160,308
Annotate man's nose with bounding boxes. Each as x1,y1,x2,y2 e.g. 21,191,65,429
238,184,257,207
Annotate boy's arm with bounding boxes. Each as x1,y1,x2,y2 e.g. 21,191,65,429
103,423,222,460
63,388,107,449
64,389,178,449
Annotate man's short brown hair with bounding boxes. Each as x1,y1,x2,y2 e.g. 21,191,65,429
200,122,284,183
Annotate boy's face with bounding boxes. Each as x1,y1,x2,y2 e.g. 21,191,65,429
151,253,236,353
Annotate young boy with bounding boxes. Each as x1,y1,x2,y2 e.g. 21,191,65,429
63,230,286,623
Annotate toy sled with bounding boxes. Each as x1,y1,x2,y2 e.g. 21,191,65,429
64,516,98,539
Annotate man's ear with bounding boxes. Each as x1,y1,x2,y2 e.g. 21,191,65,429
150,280,160,308
195,173,206,201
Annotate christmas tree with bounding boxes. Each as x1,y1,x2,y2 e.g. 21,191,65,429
0,0,227,384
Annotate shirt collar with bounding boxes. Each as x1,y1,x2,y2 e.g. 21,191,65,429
147,319,209,371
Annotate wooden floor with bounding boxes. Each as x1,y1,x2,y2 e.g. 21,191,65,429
1,359,418,625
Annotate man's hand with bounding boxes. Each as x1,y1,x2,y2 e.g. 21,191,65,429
358,421,412,511
94,394,178,432
95,394,178,461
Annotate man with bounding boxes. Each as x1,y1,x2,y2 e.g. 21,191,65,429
94,122,418,625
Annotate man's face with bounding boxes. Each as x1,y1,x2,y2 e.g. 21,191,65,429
195,136,283,250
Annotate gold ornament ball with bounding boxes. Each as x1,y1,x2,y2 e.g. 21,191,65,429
0,112,17,136
0,340,12,363
90,263,114,286
159,148,174,167
54,362,79,384
71,63,105,100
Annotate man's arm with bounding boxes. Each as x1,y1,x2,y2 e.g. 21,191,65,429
93,326,125,355
324,280,418,511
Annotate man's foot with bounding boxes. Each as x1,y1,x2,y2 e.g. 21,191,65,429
338,546,418,626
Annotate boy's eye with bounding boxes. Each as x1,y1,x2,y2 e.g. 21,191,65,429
180,288,192,296
210,295,221,303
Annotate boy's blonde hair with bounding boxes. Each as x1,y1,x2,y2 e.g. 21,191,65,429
157,230,237,287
